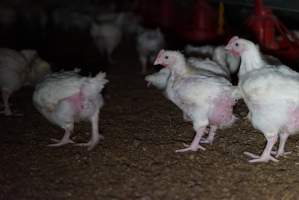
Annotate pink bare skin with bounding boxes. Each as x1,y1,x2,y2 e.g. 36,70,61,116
48,89,103,151
154,50,236,153
226,36,299,163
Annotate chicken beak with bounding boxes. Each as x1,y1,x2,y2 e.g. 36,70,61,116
153,49,165,66
153,58,160,65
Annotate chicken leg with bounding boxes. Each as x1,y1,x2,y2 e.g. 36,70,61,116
76,110,103,150
244,135,278,163
200,125,217,144
48,127,75,147
175,127,206,152
140,55,147,74
271,132,291,158
1,89,23,116
1,89,12,116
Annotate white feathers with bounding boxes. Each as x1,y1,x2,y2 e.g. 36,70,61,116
145,68,171,89
146,53,231,90
0,48,51,116
153,50,237,152
184,44,241,74
90,16,123,62
226,36,299,162
137,28,165,74
33,70,108,150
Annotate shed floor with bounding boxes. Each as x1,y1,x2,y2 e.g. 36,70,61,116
1,31,299,200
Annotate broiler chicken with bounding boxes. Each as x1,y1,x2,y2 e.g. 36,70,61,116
145,55,230,90
90,16,123,63
33,70,108,150
0,48,50,116
137,28,165,74
154,50,237,152
145,67,171,90
226,36,299,163
184,44,241,74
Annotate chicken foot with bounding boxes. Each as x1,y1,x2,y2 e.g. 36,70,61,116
244,135,278,163
48,128,74,147
75,110,103,150
176,127,206,152
0,89,23,116
199,125,217,144
271,132,291,157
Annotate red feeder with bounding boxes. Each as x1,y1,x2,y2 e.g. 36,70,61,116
159,0,175,29
136,0,175,29
247,0,299,62
175,0,221,43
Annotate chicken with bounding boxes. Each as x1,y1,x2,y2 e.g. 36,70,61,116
33,70,108,150
136,28,165,74
145,67,171,90
145,56,230,90
0,48,51,116
212,46,240,74
184,44,241,74
90,16,123,63
184,44,214,57
225,36,299,163
154,50,237,152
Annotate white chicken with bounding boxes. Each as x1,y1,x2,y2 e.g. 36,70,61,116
33,70,108,150
145,56,230,90
154,50,237,152
0,48,51,116
184,44,241,74
90,16,123,63
184,44,214,57
136,28,165,74
226,36,299,163
145,67,171,90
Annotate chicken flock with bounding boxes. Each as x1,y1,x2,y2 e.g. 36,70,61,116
2,6,299,164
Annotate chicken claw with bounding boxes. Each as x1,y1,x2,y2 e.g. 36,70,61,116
175,143,206,152
244,151,279,163
48,138,75,147
271,150,291,158
75,134,104,150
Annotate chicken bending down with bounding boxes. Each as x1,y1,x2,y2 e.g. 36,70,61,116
154,50,238,152
0,48,51,116
33,70,108,150
226,36,299,163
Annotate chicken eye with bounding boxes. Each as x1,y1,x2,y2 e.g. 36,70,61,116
164,56,169,59
235,42,239,47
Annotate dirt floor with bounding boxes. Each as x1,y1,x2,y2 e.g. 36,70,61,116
2,31,299,200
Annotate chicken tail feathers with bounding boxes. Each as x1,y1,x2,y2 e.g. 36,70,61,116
95,72,109,86
80,71,109,97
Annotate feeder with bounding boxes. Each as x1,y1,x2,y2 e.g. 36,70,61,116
136,0,174,29
247,0,299,62
175,0,222,43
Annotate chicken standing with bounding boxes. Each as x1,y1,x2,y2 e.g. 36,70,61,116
33,70,108,150
0,48,51,116
137,28,165,74
154,50,237,152
226,36,299,163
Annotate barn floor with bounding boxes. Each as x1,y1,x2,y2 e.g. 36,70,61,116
1,31,299,200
